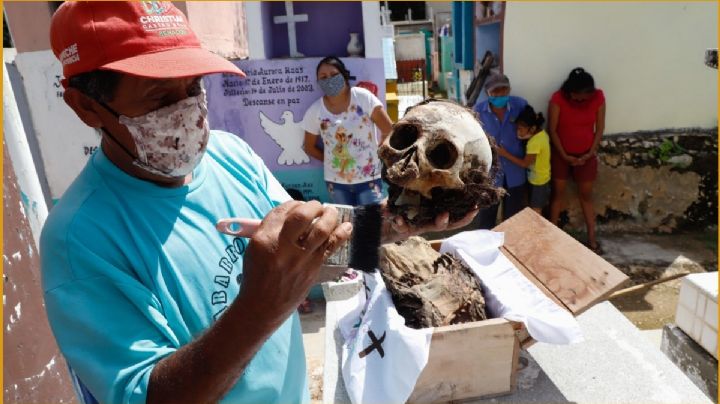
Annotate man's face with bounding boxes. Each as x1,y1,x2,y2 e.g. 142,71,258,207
85,74,203,185
102,75,202,118
488,86,510,97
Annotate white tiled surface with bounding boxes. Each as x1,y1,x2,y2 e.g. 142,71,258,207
675,272,718,358
705,298,718,329
689,272,719,298
679,284,698,312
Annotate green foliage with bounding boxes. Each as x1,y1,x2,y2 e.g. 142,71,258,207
649,139,686,162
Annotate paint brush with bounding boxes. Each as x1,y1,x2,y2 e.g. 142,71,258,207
216,203,382,272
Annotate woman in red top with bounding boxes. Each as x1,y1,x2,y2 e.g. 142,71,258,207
548,67,606,252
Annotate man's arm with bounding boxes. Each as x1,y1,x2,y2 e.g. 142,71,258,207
147,201,352,404
379,201,478,244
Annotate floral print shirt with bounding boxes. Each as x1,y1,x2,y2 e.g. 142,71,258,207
302,87,383,184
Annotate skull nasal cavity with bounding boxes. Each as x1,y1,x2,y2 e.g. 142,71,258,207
389,124,419,150
427,141,458,169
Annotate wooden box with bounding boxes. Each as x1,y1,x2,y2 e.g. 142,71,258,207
407,208,628,403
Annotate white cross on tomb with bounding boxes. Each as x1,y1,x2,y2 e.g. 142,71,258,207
273,1,309,58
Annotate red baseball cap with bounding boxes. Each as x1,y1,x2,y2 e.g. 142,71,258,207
50,1,245,86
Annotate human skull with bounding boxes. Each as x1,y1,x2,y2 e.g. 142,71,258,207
379,100,503,225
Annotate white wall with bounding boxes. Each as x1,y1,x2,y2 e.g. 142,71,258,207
14,50,100,202
504,2,717,134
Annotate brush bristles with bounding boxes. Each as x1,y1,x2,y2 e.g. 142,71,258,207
348,204,383,272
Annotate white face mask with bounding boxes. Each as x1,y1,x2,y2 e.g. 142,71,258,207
119,89,210,178
103,88,210,179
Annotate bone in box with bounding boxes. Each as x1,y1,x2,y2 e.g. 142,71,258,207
324,209,629,403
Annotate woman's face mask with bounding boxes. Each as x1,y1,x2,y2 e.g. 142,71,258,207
101,87,210,179
317,73,346,97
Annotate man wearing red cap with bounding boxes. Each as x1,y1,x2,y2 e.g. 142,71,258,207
40,2,475,404
41,2,354,403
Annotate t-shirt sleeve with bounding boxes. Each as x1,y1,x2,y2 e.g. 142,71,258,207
249,147,292,206
43,238,179,404
301,101,321,135
526,136,542,155
361,87,384,112
550,91,564,106
510,96,528,119
593,89,606,108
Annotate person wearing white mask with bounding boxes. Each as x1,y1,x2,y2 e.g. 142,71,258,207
302,56,394,206
41,4,476,404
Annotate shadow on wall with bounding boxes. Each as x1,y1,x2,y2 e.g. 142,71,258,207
560,128,718,234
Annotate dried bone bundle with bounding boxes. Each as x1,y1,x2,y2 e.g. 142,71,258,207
379,237,487,329
378,100,504,226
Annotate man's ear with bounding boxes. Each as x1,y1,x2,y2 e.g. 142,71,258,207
63,88,103,128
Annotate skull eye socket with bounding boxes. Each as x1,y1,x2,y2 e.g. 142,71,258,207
389,124,420,150
426,141,458,169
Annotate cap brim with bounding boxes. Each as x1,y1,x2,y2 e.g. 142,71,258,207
101,47,246,78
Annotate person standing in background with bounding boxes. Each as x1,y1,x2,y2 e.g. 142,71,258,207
548,67,606,252
302,56,394,206
497,104,551,215
473,73,529,228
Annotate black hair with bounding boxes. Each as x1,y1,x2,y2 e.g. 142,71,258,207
560,67,595,96
68,69,123,102
515,104,545,129
316,56,354,84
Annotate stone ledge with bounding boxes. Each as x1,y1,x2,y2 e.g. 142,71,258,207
661,324,718,402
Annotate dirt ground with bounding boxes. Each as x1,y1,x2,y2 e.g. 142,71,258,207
299,304,326,403
599,230,717,330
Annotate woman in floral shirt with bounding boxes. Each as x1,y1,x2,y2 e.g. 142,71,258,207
303,57,393,205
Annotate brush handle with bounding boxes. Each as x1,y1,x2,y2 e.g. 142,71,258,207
215,218,261,237
215,203,375,270
216,204,352,237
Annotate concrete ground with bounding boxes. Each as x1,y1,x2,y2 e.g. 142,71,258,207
300,303,327,403
299,229,717,401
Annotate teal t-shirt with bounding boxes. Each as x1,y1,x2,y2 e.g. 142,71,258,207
40,131,309,404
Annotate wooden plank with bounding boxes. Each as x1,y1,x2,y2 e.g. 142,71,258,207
409,319,516,403
428,239,570,312
509,322,522,391
500,245,570,312
494,208,629,315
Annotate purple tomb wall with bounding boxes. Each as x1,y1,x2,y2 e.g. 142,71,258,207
269,1,364,59
261,2,274,58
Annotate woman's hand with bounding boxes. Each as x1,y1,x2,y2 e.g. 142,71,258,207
563,153,582,166
303,131,325,161
380,199,479,244
578,145,598,163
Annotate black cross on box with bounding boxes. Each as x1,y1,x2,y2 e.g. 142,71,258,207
359,330,386,359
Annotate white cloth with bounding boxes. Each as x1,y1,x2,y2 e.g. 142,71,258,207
301,87,383,184
441,230,584,344
339,271,433,404
337,230,583,404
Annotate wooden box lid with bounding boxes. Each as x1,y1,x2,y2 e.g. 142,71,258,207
430,208,628,316
493,208,628,316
